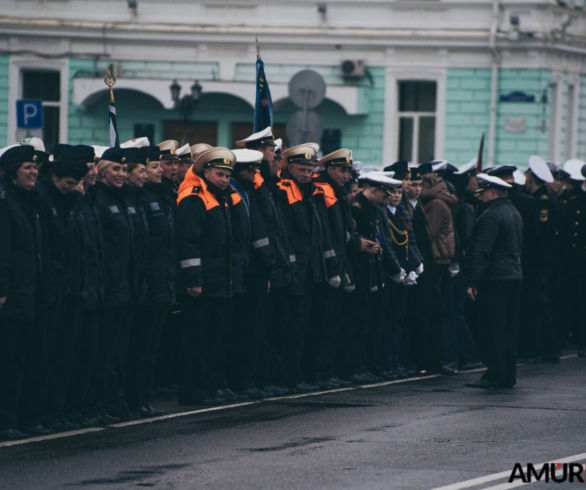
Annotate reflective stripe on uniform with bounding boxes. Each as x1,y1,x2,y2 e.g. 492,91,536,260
252,237,270,249
180,258,201,268
323,249,336,259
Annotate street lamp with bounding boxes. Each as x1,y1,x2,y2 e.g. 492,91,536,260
169,79,202,143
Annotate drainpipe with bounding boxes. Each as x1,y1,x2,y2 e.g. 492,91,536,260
488,0,500,165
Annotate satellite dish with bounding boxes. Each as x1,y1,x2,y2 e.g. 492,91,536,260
286,110,324,146
288,70,326,109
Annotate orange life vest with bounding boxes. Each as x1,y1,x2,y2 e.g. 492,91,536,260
177,168,241,209
313,181,338,208
276,179,304,205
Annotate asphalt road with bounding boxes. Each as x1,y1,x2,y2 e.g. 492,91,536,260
1,356,585,489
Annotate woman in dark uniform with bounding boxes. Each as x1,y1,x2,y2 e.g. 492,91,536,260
93,148,134,421
0,145,43,440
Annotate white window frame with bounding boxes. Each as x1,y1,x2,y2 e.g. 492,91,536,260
383,69,446,164
7,57,69,145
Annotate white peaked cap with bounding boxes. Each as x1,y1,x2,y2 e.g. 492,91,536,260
176,143,191,157
235,126,273,147
528,155,554,183
232,149,263,164
92,145,109,159
431,160,457,173
158,139,180,151
563,159,586,181
360,166,381,174
359,170,402,187
19,137,45,152
476,173,512,189
274,138,283,152
382,170,396,178
456,158,477,175
304,142,320,154
120,137,150,149
513,169,526,186
353,161,363,172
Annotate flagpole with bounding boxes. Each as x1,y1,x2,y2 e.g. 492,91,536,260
104,69,116,104
104,70,120,148
255,36,260,59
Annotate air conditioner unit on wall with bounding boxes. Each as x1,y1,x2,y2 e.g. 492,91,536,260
340,60,365,80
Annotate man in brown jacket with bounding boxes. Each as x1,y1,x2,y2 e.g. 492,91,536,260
421,170,458,374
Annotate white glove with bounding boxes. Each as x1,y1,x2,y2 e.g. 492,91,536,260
343,273,355,293
415,263,424,275
449,262,460,278
392,268,407,284
328,275,342,288
404,271,418,286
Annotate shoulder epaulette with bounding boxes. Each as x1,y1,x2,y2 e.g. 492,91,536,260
352,201,361,209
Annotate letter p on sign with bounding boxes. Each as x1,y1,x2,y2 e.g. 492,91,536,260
16,99,43,129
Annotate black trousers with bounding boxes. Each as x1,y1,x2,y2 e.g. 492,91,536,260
518,267,558,359
69,306,99,413
335,289,358,378
405,271,433,370
282,293,311,387
450,272,481,366
98,305,133,411
156,306,182,388
263,287,290,386
0,318,32,430
126,303,169,409
178,296,230,403
303,284,337,382
19,308,48,428
346,287,382,375
380,281,409,372
45,299,80,421
477,280,521,387
228,277,268,390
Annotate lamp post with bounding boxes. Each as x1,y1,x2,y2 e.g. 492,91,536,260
170,79,202,144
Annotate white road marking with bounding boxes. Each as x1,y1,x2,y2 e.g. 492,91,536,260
0,372,440,448
432,451,586,490
0,354,578,449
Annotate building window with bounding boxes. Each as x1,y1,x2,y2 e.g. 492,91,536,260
22,70,61,149
397,80,436,163
164,121,218,146
321,129,341,156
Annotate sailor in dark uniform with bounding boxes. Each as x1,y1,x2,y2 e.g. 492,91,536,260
350,171,404,383
176,147,244,405
273,144,341,392
523,156,562,362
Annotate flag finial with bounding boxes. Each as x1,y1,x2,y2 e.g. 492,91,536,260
104,70,117,103
255,36,260,59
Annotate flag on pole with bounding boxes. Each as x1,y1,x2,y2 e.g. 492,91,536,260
108,100,120,148
254,57,273,132
476,132,485,173
104,70,120,148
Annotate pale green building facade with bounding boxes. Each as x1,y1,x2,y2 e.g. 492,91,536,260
1,0,585,167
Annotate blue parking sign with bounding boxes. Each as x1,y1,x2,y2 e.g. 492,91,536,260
16,99,43,129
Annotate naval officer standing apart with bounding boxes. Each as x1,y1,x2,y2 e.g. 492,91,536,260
466,173,523,389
